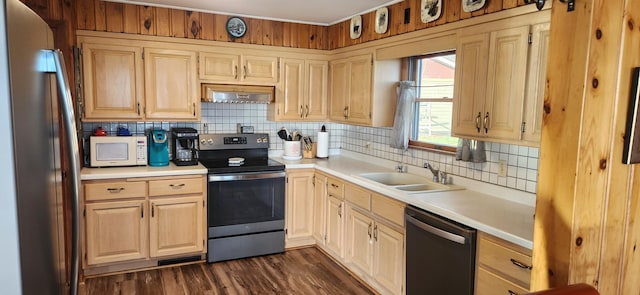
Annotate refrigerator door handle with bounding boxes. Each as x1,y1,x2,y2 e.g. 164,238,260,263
47,49,81,295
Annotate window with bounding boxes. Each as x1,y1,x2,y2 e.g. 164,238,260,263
409,51,458,152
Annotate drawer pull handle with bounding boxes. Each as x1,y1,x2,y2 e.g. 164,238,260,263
107,188,124,193
331,184,340,189
508,290,520,295
169,184,185,189
510,258,532,270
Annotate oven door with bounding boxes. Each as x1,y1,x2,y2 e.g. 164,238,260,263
207,171,285,238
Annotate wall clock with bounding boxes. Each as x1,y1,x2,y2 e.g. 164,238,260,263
421,0,442,23
350,15,362,39
374,7,389,34
226,17,247,38
462,0,485,12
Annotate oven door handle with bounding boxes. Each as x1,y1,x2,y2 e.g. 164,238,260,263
208,171,286,182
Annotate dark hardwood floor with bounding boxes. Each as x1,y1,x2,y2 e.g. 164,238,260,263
83,247,375,295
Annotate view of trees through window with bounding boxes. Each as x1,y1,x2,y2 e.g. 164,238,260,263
410,51,458,150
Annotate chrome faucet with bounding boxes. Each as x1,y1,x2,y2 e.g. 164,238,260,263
423,162,440,182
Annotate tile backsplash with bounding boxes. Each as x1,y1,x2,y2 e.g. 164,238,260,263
83,103,538,194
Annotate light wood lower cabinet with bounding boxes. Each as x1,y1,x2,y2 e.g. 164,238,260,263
149,196,204,257
85,200,147,265
325,195,344,258
285,169,315,248
82,175,206,274
312,173,327,243
344,183,405,295
476,232,532,295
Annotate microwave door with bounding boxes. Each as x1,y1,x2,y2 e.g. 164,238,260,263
96,143,129,162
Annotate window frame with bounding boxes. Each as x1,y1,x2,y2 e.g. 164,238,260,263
407,51,458,153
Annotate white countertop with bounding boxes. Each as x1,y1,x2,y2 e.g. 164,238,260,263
81,163,208,180
275,151,535,249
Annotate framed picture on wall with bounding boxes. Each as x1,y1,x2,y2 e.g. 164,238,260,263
350,15,362,39
462,0,485,12
375,7,389,34
421,0,442,23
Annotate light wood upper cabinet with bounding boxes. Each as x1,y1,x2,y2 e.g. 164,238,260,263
81,43,144,120
272,58,328,121
329,54,399,127
149,196,204,257
144,48,199,120
522,22,550,145
79,38,200,121
199,52,278,85
453,25,530,142
85,200,147,265
285,169,315,248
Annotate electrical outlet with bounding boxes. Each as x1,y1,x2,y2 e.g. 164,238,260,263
365,142,371,150
498,160,507,177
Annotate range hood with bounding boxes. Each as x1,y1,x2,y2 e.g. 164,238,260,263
201,84,274,104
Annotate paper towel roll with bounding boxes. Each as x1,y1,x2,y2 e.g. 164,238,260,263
316,132,329,158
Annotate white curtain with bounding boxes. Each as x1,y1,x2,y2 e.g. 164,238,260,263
390,81,416,150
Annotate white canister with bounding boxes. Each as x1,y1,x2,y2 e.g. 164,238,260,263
283,140,301,158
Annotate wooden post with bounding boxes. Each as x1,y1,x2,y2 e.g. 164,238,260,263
532,0,640,293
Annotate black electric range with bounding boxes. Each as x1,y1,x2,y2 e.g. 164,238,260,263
199,133,286,263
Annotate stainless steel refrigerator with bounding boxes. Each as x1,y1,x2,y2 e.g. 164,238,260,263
1,0,81,294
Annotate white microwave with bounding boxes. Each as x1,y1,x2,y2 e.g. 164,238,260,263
89,136,147,167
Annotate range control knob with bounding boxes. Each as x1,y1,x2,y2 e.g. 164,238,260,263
207,139,214,144
200,139,207,145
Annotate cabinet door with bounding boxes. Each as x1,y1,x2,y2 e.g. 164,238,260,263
453,33,490,138
346,207,373,275
149,196,204,257
523,22,550,144
305,60,329,120
312,173,327,243
348,54,373,125
242,55,279,84
373,222,404,295
325,196,344,258
285,170,315,243
81,43,143,120
329,60,350,122
484,26,529,140
199,52,239,82
144,48,199,120
85,200,147,265
278,58,305,120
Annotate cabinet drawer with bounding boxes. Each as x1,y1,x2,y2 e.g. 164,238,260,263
149,177,203,197
478,236,532,288
345,184,371,210
476,267,528,295
371,194,405,227
327,177,344,199
85,181,147,201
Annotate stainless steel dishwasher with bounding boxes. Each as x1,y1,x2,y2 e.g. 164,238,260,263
405,205,477,295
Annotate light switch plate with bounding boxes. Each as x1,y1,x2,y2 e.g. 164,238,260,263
498,160,507,177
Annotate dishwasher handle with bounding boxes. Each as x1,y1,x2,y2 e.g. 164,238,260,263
406,214,467,245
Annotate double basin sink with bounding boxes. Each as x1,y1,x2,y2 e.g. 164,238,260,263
356,172,463,194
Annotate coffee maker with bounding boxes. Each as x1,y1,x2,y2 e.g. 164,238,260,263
148,129,169,166
171,127,199,166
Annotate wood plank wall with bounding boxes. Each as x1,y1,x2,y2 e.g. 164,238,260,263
73,0,527,50
531,0,640,294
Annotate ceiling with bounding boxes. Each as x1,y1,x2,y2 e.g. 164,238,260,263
106,0,404,26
